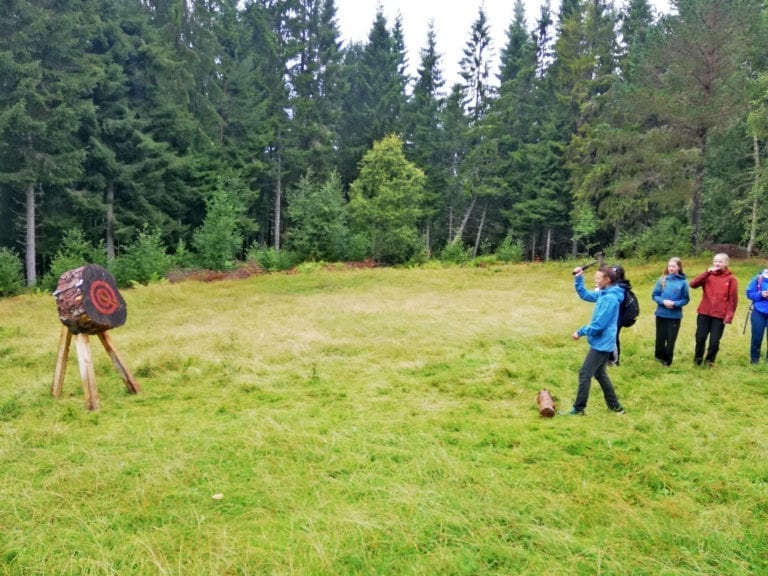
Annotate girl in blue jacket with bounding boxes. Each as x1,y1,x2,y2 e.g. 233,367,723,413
651,257,690,366
745,267,768,364
565,265,626,415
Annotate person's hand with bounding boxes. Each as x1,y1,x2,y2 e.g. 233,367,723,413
663,299,674,308
573,267,583,276
572,331,580,340
761,290,768,299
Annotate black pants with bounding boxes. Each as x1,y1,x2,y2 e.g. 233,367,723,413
574,348,622,412
694,314,725,365
655,316,681,366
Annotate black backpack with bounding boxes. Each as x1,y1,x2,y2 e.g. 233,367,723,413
619,286,640,327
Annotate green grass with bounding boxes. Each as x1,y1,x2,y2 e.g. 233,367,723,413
0,259,766,575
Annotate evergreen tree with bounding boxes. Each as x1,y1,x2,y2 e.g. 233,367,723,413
285,170,348,261
632,0,760,248
285,0,344,181
0,0,101,285
337,8,408,187
347,135,426,264
404,21,447,256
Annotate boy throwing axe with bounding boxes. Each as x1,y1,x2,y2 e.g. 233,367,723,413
563,265,626,416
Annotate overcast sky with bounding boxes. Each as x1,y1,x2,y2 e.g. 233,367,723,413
334,0,672,87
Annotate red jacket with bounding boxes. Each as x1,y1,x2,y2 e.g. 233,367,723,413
689,269,739,324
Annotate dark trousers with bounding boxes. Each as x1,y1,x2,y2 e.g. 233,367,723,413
655,316,681,366
574,348,622,412
750,309,768,363
694,314,726,365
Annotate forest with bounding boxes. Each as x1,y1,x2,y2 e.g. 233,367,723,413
0,0,767,288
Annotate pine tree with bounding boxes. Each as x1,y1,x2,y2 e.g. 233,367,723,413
403,21,447,256
0,0,101,285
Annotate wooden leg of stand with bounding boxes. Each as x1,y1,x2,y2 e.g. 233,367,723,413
75,334,100,411
52,326,72,397
97,331,141,394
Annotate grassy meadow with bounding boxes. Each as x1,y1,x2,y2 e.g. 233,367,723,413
0,258,766,575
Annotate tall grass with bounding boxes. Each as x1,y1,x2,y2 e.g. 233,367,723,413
0,259,765,575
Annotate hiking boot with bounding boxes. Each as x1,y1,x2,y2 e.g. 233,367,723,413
612,406,626,415
559,407,585,416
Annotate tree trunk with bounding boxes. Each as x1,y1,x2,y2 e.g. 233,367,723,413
691,129,708,250
25,182,36,287
106,180,115,261
530,230,536,261
452,193,477,243
545,227,552,262
472,202,487,258
273,153,282,252
747,133,761,257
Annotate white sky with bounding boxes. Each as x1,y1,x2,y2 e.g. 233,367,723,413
334,0,672,87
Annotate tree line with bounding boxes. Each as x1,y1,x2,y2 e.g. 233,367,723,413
0,0,766,289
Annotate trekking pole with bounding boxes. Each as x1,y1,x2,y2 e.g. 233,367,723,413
743,304,753,335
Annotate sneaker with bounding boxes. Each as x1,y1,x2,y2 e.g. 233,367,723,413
559,407,585,416
612,406,625,415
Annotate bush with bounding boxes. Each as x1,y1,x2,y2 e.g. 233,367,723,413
193,180,248,271
41,229,106,291
629,217,693,259
111,228,173,286
246,245,298,272
172,239,196,270
345,234,371,262
439,240,472,265
0,247,24,297
495,236,524,263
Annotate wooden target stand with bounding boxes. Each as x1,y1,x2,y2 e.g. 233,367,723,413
51,265,140,410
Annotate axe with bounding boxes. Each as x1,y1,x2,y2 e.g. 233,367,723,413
572,251,605,275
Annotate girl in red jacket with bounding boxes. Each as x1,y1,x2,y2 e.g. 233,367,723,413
689,253,739,366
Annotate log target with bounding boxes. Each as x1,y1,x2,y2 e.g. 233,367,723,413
51,264,139,410
54,265,127,334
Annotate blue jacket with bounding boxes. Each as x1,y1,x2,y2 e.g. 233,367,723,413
746,272,768,316
574,275,624,352
652,273,690,319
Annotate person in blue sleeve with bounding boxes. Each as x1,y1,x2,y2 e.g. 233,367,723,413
563,265,626,416
745,266,768,364
651,257,690,366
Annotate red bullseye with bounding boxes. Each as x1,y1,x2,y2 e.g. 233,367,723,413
89,280,119,315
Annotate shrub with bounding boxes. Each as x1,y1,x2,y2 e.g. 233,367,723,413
0,247,24,297
285,171,349,262
111,228,173,286
41,229,106,291
193,179,249,271
634,217,693,259
246,245,298,272
172,238,196,270
345,234,371,262
495,236,524,263
439,240,472,265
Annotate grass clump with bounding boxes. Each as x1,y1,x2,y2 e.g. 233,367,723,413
0,259,765,575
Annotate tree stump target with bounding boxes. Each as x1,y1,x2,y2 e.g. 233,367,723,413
54,264,127,334
51,265,140,410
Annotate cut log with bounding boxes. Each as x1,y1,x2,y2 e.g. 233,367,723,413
537,389,556,418
54,265,127,334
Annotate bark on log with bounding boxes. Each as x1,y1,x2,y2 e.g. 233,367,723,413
537,389,556,418
54,265,127,334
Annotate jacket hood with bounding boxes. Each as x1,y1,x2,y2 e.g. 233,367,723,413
604,284,625,302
